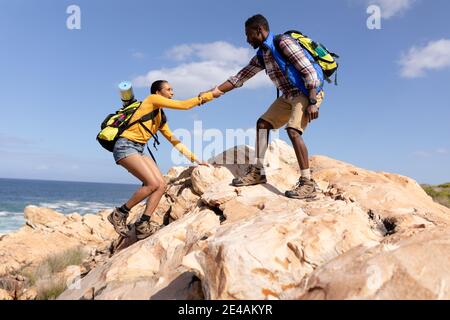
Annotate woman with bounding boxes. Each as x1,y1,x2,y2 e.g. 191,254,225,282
108,80,223,240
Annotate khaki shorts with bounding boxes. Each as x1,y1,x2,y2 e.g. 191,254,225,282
260,91,324,133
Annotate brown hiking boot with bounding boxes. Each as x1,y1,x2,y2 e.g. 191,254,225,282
285,177,318,200
232,165,267,187
135,220,161,240
107,208,130,237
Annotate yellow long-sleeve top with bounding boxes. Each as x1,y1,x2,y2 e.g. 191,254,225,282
120,92,214,163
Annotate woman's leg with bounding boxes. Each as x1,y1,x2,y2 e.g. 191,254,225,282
117,154,163,210
140,155,167,218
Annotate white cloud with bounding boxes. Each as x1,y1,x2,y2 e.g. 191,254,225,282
400,39,450,78
133,41,271,98
436,148,449,155
367,0,415,19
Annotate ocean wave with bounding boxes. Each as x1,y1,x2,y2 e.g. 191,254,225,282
0,211,23,217
37,201,114,215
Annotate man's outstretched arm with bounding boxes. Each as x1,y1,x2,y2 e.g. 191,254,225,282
217,80,235,93
202,56,264,97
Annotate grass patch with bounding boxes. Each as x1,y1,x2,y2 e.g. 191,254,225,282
36,276,68,300
19,246,88,299
422,183,450,208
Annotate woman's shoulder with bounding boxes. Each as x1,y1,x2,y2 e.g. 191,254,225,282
140,95,159,109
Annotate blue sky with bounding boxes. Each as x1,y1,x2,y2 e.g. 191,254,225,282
0,0,449,185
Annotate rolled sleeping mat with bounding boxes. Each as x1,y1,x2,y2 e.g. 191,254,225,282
118,81,135,103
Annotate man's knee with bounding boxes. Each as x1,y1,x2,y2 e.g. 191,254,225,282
257,118,273,130
286,127,303,140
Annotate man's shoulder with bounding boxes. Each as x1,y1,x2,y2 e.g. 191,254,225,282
276,33,298,48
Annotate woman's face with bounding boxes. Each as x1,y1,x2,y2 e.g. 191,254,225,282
157,82,174,99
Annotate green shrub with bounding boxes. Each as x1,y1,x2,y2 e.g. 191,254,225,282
19,246,88,299
422,183,450,208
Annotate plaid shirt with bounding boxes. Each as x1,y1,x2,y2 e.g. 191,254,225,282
228,35,321,99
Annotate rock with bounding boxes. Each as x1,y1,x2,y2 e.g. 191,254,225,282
58,209,220,300
0,207,123,276
191,165,235,195
67,213,82,222
168,187,200,221
166,166,188,181
310,155,450,234
16,275,25,282
63,265,82,282
294,227,450,300
18,287,38,300
0,288,13,300
24,206,67,229
201,183,238,208
182,200,381,299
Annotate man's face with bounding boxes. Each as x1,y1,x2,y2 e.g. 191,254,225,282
245,26,264,49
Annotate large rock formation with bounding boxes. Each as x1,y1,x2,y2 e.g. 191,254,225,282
2,140,450,300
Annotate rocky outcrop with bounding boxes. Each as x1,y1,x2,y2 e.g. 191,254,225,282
59,208,220,300
0,205,136,276
292,227,450,300
2,140,450,300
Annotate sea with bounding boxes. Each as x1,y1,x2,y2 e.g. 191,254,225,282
0,178,139,235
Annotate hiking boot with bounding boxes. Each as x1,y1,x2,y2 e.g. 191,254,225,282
285,177,318,200
135,220,161,240
232,165,267,187
107,208,130,237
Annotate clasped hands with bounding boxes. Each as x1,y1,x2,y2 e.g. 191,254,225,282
198,86,224,104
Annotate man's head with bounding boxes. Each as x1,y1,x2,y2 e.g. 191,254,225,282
245,14,270,49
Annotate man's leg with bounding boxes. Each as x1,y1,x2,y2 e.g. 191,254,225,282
284,93,324,199
255,118,273,170
286,127,311,180
231,97,290,187
231,118,273,187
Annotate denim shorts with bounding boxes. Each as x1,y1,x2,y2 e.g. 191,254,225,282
113,137,145,164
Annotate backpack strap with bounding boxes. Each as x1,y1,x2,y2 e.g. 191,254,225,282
124,108,162,163
138,109,161,149
273,34,290,99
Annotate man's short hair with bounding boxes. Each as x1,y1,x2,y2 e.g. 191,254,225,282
245,14,270,32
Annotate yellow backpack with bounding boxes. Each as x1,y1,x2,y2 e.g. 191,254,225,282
279,30,339,85
96,101,161,153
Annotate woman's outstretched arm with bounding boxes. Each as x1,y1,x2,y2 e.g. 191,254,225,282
159,122,204,164
151,92,214,110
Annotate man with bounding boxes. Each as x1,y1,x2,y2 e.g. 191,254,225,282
214,14,325,200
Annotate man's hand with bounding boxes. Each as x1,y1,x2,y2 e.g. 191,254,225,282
306,105,319,123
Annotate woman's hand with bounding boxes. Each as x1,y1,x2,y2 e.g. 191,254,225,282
195,160,211,167
211,86,224,98
198,86,224,103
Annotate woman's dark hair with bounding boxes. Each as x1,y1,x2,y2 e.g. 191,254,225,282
150,80,168,94
245,14,270,31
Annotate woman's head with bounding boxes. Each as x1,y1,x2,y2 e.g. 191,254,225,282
150,80,174,99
